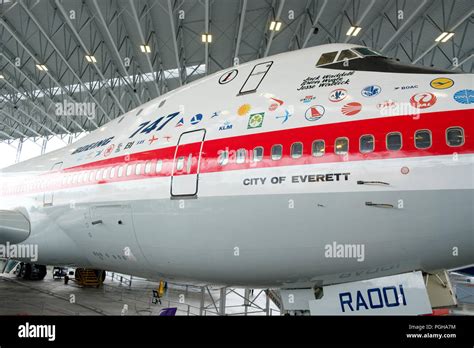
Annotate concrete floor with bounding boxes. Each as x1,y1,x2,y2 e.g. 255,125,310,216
1,265,472,316
0,267,279,316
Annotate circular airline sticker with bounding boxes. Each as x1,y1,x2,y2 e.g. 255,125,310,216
190,113,203,125
361,85,381,97
453,89,474,104
219,69,238,84
305,105,325,121
410,92,437,109
329,88,348,102
430,77,454,90
103,144,115,157
341,102,362,116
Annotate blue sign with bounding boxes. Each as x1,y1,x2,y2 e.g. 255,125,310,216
453,89,474,104
361,85,381,97
190,113,203,125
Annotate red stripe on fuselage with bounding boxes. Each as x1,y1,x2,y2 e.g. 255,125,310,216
2,109,473,196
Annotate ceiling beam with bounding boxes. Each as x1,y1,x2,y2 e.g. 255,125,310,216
0,16,86,133
167,0,183,86
234,0,247,62
344,0,377,43
302,0,328,48
263,0,285,57
88,0,142,106
54,0,126,115
412,10,473,64
380,0,431,53
127,0,161,96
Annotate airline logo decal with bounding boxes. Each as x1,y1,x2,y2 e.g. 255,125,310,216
430,77,454,90
247,113,265,129
453,89,474,104
148,135,159,144
190,113,203,125
305,105,325,121
276,110,292,124
394,85,418,90
361,85,381,97
300,95,316,103
377,100,397,110
71,136,115,155
103,144,115,157
341,102,362,116
218,69,238,84
238,104,251,116
268,98,284,111
329,88,348,102
211,111,220,118
218,121,233,131
175,118,184,127
410,92,437,109
297,71,354,90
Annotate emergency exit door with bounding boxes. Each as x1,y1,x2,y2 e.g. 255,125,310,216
171,129,206,197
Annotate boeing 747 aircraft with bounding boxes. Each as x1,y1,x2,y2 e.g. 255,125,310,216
1,43,473,315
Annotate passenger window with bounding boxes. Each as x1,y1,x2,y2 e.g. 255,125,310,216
126,164,134,176
110,167,116,179
117,166,124,178
218,151,229,166
176,157,185,171
135,163,142,176
156,160,163,173
90,171,95,182
271,145,283,160
316,51,338,66
145,161,152,174
312,140,325,157
102,168,109,180
386,132,402,151
335,137,349,155
360,135,374,153
415,130,431,149
253,147,264,162
337,50,358,61
96,170,102,181
291,142,303,159
446,127,464,147
236,149,246,164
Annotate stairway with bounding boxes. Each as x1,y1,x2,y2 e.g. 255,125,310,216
75,268,104,287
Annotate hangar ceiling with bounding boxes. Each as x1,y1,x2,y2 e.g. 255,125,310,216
0,0,472,142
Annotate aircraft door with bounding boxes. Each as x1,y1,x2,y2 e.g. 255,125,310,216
171,129,206,197
43,161,63,206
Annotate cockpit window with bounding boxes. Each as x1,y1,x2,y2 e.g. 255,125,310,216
316,51,338,66
336,49,359,62
353,47,382,57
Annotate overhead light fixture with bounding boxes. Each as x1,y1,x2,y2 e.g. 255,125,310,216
346,26,362,36
0,74,4,79
85,55,97,63
269,21,282,31
435,32,454,43
201,33,212,43
36,64,48,71
140,45,151,53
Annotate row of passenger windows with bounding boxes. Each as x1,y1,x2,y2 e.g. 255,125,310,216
61,160,164,185
218,127,465,165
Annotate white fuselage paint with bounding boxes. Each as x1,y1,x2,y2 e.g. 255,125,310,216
0,43,473,288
